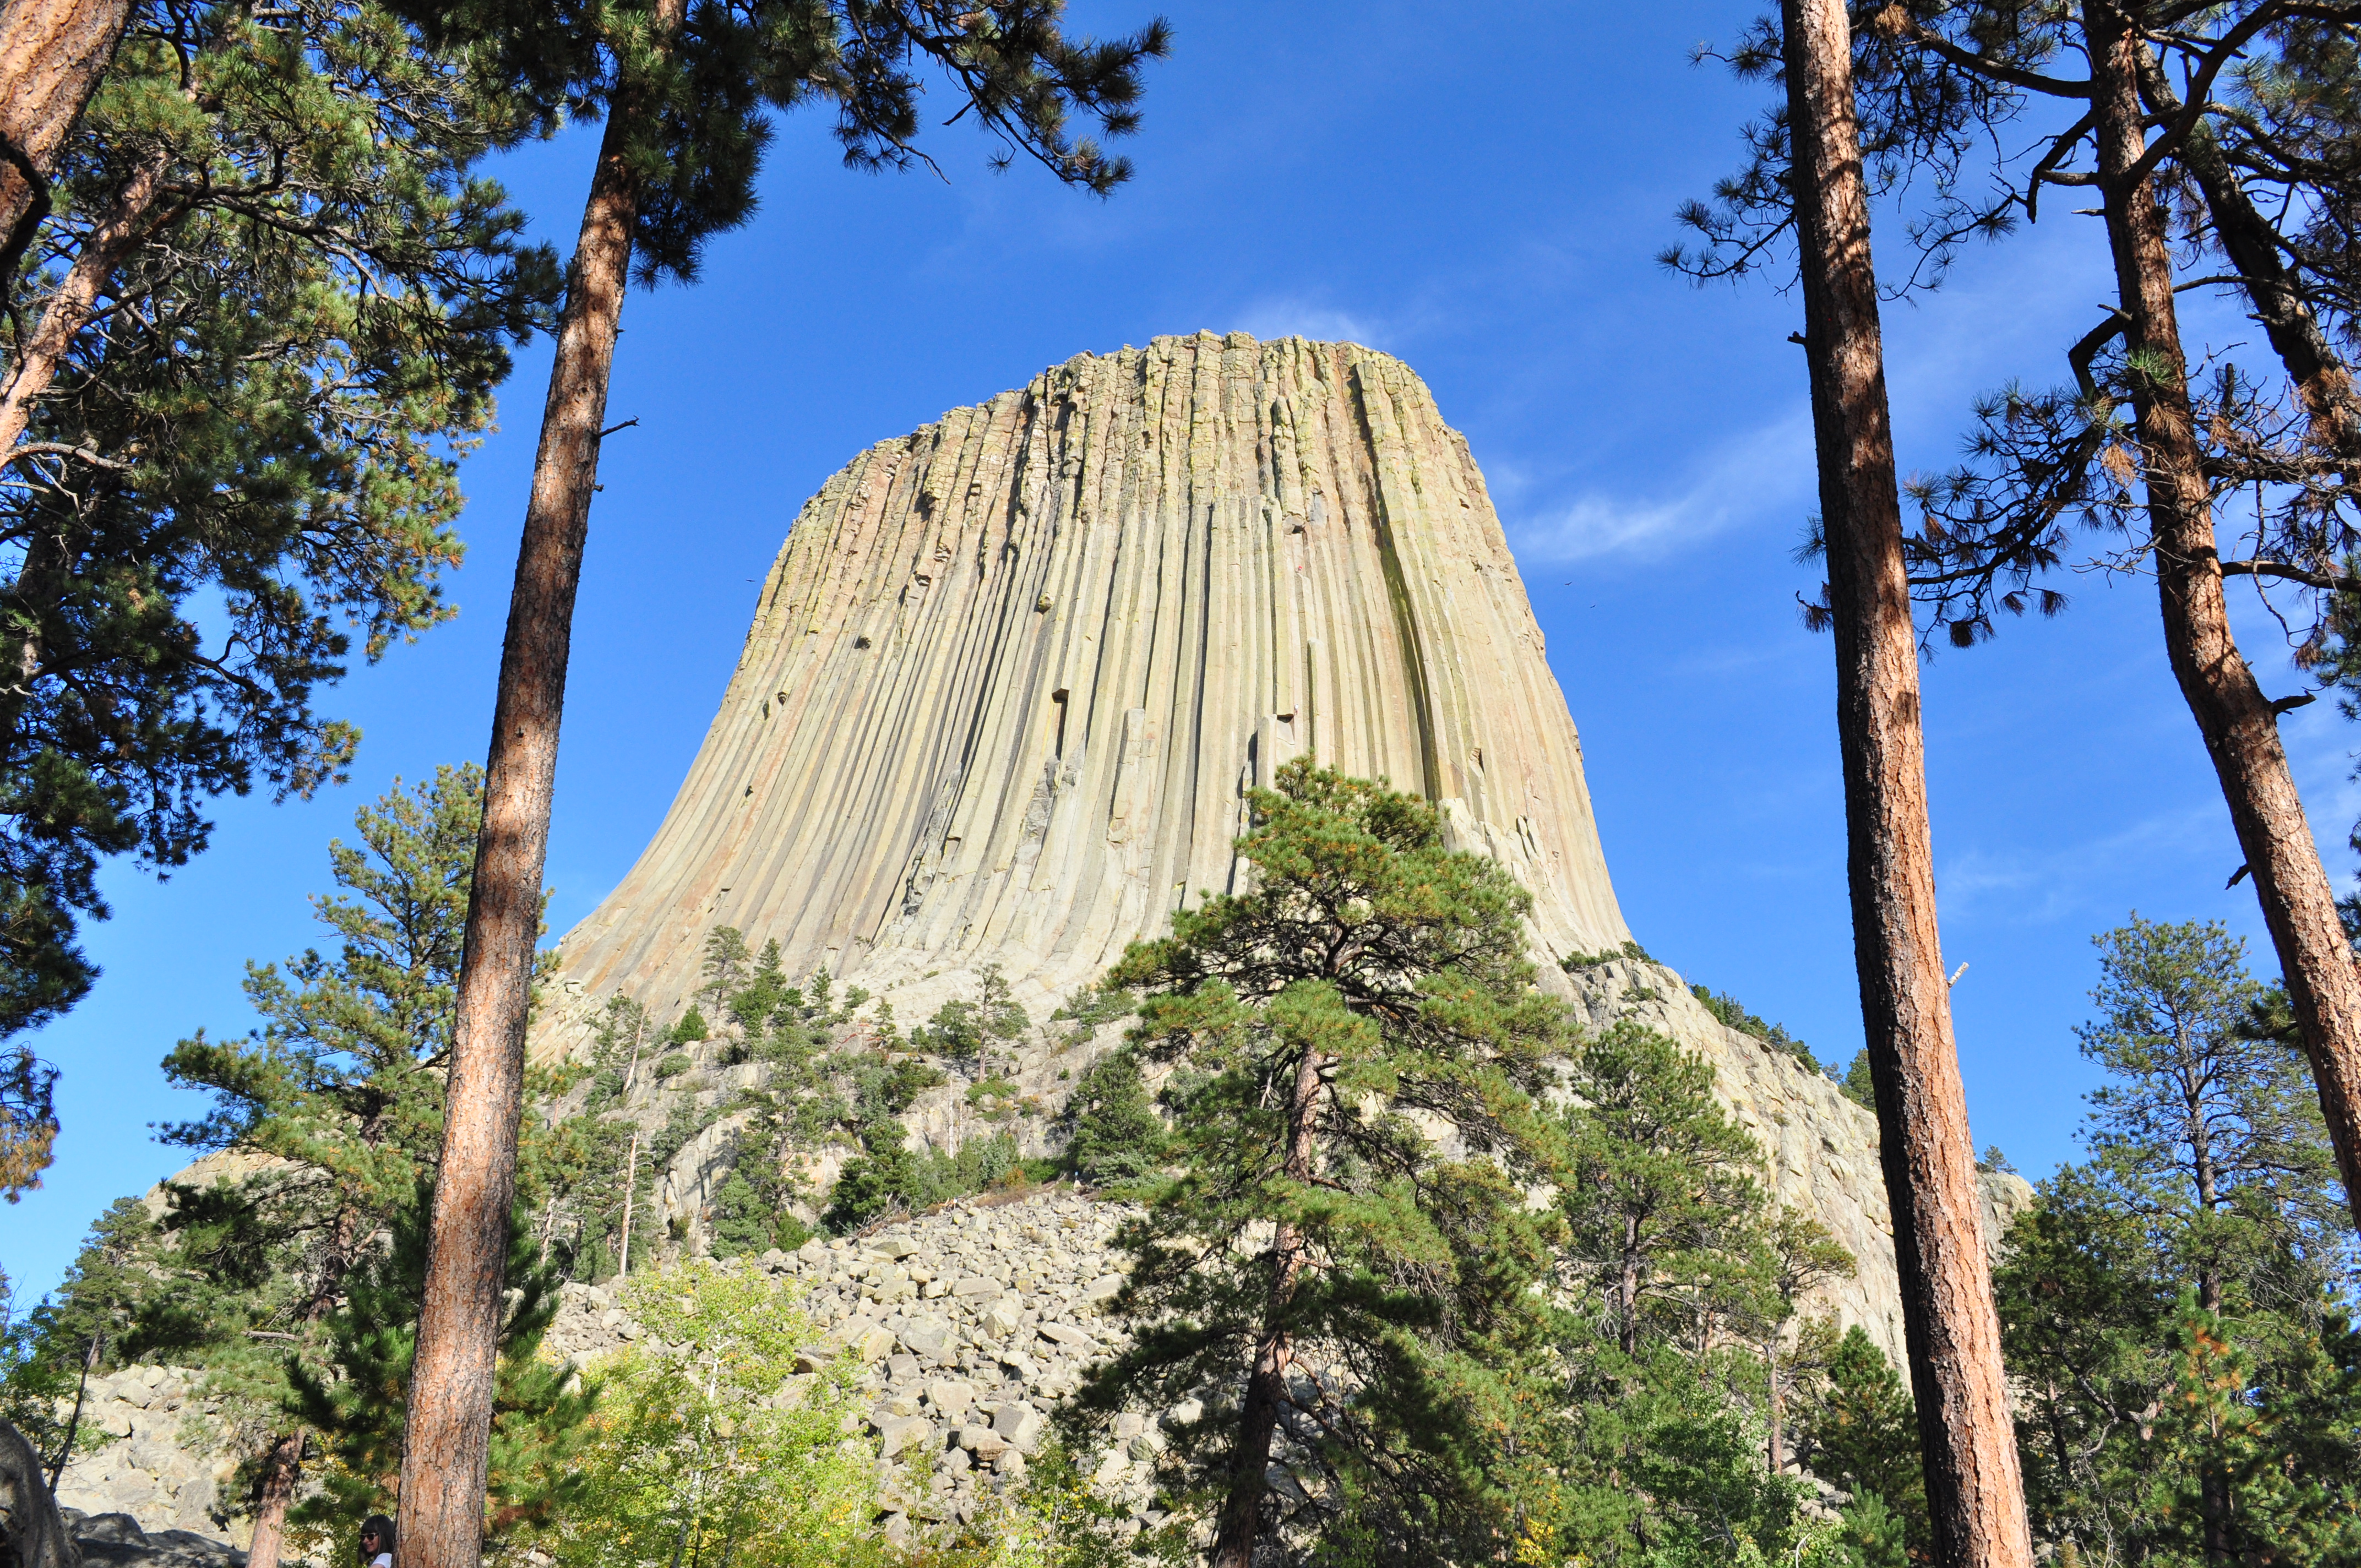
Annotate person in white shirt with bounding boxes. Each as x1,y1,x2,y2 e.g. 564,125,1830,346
360,1515,395,1568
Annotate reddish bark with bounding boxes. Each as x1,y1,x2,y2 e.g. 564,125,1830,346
0,0,132,271
0,133,168,455
242,1431,304,1568
1780,2,2034,1565
391,8,679,1565
2083,0,2361,1242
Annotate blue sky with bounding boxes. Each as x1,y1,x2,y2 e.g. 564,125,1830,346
9,0,2354,1299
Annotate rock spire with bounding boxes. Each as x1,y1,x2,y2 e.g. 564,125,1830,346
553,330,1628,1021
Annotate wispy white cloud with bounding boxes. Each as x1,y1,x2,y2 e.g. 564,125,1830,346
1938,802,2227,928
1229,298,1390,350
1505,406,1816,564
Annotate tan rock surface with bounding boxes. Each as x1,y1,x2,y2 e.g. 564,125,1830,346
544,330,1629,1037
522,329,2026,1366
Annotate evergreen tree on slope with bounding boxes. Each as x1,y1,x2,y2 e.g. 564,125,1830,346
1081,759,1566,1567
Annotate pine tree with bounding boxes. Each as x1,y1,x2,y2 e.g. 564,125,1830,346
2076,917,2345,1313
1797,0,2361,1244
1060,1048,1163,1187
1081,759,1567,1566
128,765,574,1568
0,1,558,1053
1993,916,2361,1565
394,8,1168,1558
282,1185,588,1553
1671,4,2034,1557
1538,1021,1852,1568
1800,1327,1928,1544
1557,1022,1769,1358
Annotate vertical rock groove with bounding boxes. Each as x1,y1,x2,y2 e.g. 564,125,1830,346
551,331,1630,1023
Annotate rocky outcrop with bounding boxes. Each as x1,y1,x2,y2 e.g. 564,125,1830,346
47,1368,237,1540
527,330,2024,1364
61,1514,242,1568
540,330,1630,1046
542,1190,1167,1538
3,1417,79,1568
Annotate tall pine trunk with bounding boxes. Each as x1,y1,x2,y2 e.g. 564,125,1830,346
242,1430,303,1568
0,0,131,277
0,137,170,733
1778,4,2033,1566
1210,1046,1321,1568
2083,0,2361,1241
393,7,677,1562
0,134,166,452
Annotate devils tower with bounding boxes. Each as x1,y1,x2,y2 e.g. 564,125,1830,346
536,329,2028,1360
556,330,1627,1019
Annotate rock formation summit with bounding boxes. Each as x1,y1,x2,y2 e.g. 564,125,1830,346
533,329,2028,1360
556,329,1629,1022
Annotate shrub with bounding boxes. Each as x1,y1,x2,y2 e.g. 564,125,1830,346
1690,983,1820,1071
653,1053,693,1081
1060,1050,1163,1187
1562,937,1655,971
822,1126,1025,1232
1049,981,1135,1044
910,963,1030,1063
530,1260,879,1568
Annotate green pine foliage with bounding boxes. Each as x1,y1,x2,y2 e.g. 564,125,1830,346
1059,1049,1164,1188
563,925,1023,1245
160,765,489,1202
0,1196,157,1462
1556,1021,1771,1355
1688,984,1819,1071
1795,1326,1928,1556
1081,759,1569,1560
281,1187,588,1553
0,1,562,1043
0,766,601,1540
1993,916,2361,1566
0,1044,59,1200
1838,1051,1876,1112
1535,1019,1861,1566
820,1124,1022,1234
1049,981,1138,1045
910,962,1031,1066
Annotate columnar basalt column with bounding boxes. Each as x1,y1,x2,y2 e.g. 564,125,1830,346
552,331,1630,1022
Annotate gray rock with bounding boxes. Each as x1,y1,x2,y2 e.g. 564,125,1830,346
62,1511,246,1568
991,1402,1047,1455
